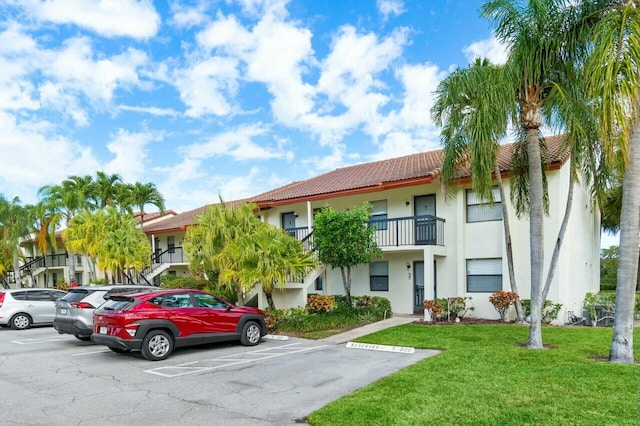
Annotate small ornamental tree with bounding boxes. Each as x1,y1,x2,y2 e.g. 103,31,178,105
489,291,519,321
312,204,382,307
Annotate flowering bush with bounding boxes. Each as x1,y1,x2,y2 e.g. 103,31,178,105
489,291,519,321
423,299,444,321
307,294,336,314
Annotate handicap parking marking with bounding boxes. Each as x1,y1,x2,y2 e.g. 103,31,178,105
145,342,329,378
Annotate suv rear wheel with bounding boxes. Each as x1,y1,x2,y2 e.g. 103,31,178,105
141,330,173,361
10,313,32,330
240,321,261,346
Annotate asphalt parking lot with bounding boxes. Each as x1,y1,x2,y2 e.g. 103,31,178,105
0,325,439,425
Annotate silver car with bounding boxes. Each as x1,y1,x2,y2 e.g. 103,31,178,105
53,284,158,340
0,288,67,330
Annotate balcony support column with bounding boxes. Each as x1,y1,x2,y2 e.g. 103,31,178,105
306,201,313,232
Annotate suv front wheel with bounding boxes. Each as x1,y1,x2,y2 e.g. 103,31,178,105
141,330,173,361
240,321,261,346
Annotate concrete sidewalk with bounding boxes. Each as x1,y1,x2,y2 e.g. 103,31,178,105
322,314,420,344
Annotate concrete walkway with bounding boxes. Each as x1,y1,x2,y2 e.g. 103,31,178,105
322,314,420,344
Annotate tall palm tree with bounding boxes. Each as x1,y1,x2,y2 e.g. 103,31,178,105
432,58,526,322
92,172,124,209
66,208,151,284
38,177,92,282
432,0,602,348
0,195,29,280
215,224,317,310
121,182,166,228
183,200,262,305
580,0,640,363
25,201,62,286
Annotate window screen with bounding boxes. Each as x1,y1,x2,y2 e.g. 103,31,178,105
466,187,502,222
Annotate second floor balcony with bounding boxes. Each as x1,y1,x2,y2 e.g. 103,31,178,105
286,214,445,249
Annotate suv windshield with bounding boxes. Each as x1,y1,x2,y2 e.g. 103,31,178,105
60,290,91,303
100,297,135,311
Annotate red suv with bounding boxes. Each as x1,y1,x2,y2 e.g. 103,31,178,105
91,289,267,361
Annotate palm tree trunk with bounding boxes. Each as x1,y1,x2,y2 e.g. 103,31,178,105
609,120,640,363
495,164,524,323
526,129,545,349
235,280,245,306
265,290,276,310
542,157,575,302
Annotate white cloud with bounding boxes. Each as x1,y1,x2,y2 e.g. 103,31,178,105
183,125,289,161
18,0,161,39
173,56,239,117
119,105,179,117
38,82,89,126
463,36,509,65
195,10,315,124
377,0,405,19
46,38,149,103
169,1,209,28
104,129,161,182
0,112,100,191
369,131,440,162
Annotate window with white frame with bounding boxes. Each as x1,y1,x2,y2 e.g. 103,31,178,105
370,261,389,291
466,258,503,292
466,187,502,222
370,200,388,230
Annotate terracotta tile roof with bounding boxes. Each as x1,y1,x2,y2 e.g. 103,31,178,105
141,199,250,234
250,135,568,207
142,205,208,233
141,135,569,232
132,210,177,224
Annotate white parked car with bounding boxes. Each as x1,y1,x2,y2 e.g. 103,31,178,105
0,288,67,329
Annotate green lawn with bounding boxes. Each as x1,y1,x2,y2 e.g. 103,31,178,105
308,325,639,426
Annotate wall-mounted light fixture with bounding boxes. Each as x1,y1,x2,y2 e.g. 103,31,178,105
293,212,299,218
406,262,412,279
405,201,410,207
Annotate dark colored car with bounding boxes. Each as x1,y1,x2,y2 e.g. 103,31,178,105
91,289,267,361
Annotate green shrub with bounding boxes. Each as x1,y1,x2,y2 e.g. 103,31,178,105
596,290,640,315
268,295,392,333
89,278,108,285
520,299,563,324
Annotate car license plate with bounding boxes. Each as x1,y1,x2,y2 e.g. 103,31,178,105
60,309,67,315
100,326,107,334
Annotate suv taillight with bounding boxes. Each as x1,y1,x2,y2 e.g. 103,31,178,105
70,302,94,309
0,292,4,308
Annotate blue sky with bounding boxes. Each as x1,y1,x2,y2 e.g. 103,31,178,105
0,0,504,211
0,0,615,247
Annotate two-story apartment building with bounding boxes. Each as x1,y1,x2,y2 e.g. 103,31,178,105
243,137,599,321
15,211,178,288
13,137,599,323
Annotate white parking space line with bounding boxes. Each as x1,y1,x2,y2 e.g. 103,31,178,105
145,343,328,378
72,350,111,356
11,336,75,345
345,342,416,354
